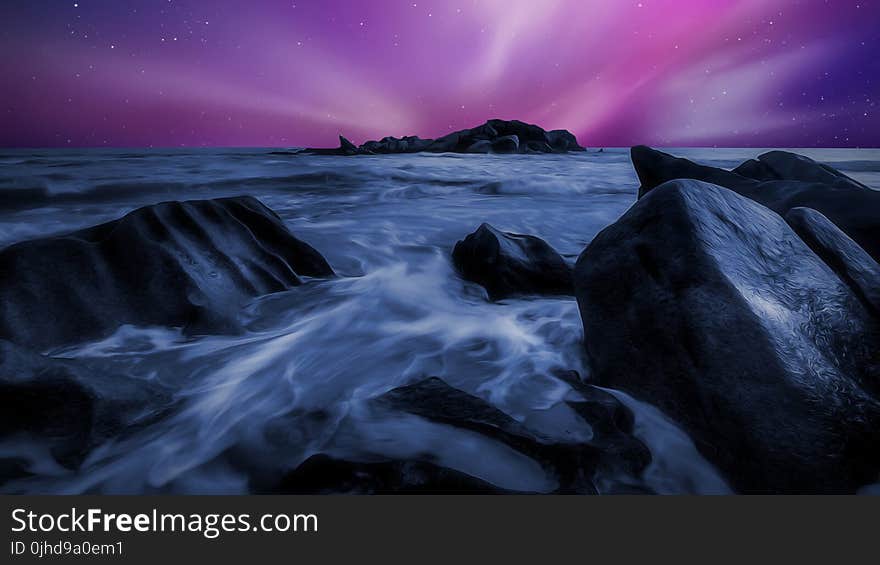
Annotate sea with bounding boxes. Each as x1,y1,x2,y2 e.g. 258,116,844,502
1,147,878,494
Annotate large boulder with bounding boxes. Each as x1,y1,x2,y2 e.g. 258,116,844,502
0,196,334,350
631,145,756,198
574,179,880,493
0,340,172,474
731,157,779,181
737,151,870,189
452,223,573,300
785,207,880,317
631,146,880,261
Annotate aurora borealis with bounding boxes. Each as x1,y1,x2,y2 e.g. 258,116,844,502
1,0,877,147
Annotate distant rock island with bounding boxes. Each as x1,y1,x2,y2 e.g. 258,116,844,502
299,119,585,155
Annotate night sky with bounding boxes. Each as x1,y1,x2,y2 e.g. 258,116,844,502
1,0,878,148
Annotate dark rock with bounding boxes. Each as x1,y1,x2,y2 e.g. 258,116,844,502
0,196,334,350
406,137,434,153
550,370,652,482
452,223,573,300
302,119,585,155
426,132,464,153
338,135,358,155
469,122,498,139
785,207,880,317
484,119,549,143
360,135,433,154
374,377,534,439
339,135,425,154
276,454,516,494
524,140,554,153
631,146,880,261
631,145,754,198
546,129,583,152
298,137,355,156
750,151,869,189
552,371,637,447
0,340,172,471
372,376,650,494
491,134,520,153
465,140,493,154
732,158,779,181
575,179,880,493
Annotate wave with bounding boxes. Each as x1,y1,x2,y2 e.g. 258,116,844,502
474,175,635,196
1,149,779,493
0,181,189,211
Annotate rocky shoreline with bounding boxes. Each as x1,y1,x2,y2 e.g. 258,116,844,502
297,119,586,155
2,145,878,494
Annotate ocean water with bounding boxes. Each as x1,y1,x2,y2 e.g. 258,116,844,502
1,147,878,494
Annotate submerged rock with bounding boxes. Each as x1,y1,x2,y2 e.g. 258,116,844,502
631,145,880,261
0,196,334,350
785,207,880,317
574,179,880,493
302,119,585,155
452,223,573,300
375,377,536,438
0,340,172,473
370,376,650,494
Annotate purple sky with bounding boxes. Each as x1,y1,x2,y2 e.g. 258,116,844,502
1,0,878,148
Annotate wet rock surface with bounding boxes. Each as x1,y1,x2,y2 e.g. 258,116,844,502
0,196,334,350
785,207,880,317
0,340,173,477
270,375,652,494
452,223,573,300
631,145,880,261
575,179,880,493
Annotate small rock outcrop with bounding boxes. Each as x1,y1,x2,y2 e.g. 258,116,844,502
0,196,334,350
452,223,573,300
574,179,880,493
303,119,586,155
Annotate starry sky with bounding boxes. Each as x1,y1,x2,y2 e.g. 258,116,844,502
1,0,878,148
